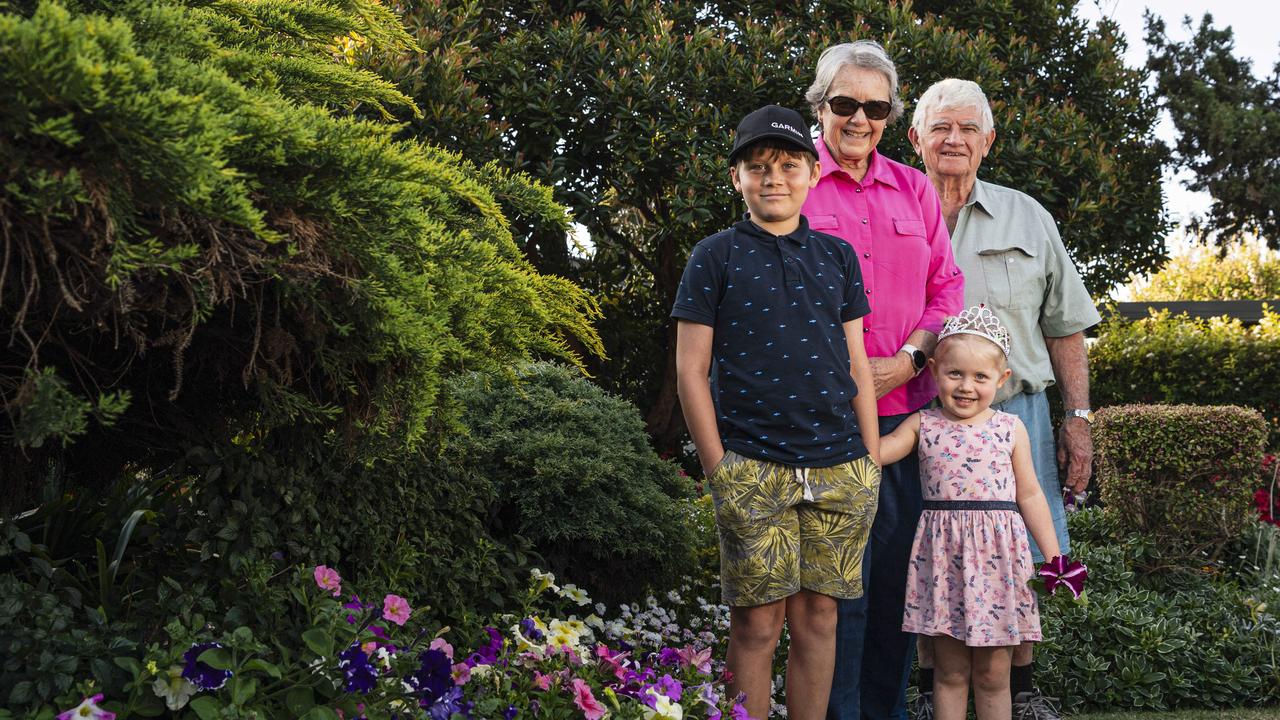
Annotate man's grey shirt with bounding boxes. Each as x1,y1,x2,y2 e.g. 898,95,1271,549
950,179,1102,402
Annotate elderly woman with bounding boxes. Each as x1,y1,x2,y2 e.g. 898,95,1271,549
907,78,1100,720
800,41,964,720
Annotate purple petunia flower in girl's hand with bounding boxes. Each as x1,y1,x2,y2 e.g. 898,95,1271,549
1038,555,1088,598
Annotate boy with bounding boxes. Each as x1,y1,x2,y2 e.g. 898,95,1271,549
671,105,882,720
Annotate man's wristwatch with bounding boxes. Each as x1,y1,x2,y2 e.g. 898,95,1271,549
899,343,927,375
1065,408,1094,424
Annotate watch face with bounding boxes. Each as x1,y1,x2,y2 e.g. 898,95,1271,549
911,350,927,371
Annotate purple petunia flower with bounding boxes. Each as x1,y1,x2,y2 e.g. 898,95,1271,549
519,618,544,642
1038,555,1089,598
338,644,379,694
182,642,232,691
465,627,503,667
657,647,682,667
654,674,683,701
427,686,470,720
408,648,453,704
503,705,518,720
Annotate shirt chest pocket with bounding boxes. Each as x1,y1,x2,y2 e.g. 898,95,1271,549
809,215,840,232
977,246,1042,309
893,218,926,239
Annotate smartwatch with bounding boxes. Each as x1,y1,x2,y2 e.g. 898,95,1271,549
899,343,927,375
1065,408,1094,424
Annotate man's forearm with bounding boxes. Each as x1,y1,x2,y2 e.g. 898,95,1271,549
1045,331,1090,409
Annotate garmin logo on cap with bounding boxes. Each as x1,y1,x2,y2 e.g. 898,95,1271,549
771,122,802,137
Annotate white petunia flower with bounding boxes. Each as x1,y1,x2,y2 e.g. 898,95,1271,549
152,666,196,711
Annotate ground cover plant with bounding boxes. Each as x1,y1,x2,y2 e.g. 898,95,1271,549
1034,507,1280,713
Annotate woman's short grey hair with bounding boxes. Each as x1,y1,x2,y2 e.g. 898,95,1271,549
805,41,905,125
910,78,994,135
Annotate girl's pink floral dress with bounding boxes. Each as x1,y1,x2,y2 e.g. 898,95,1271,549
901,409,1041,646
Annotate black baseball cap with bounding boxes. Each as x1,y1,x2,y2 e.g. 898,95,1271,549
729,105,819,164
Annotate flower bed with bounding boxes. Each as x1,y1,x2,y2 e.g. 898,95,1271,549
46,568,751,720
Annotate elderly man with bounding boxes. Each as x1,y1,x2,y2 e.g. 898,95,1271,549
907,78,1100,720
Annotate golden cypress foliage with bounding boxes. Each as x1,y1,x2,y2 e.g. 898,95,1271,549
0,0,601,490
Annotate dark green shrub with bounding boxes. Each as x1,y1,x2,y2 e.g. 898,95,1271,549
1095,404,1267,561
1091,309,1280,433
143,438,534,628
0,574,135,708
1036,509,1280,712
448,364,697,602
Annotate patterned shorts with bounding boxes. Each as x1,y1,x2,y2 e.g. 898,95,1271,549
708,451,881,607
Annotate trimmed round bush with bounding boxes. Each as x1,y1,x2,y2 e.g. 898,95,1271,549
447,364,697,601
1095,404,1267,561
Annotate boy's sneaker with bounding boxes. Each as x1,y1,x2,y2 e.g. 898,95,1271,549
1012,690,1062,720
908,691,934,720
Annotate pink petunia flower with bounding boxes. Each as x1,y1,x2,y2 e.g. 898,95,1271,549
382,594,412,626
57,694,116,720
452,662,472,685
313,566,342,597
676,645,713,675
572,678,608,720
533,671,554,691
430,637,455,660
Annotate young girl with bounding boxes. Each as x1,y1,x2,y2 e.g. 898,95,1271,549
880,305,1061,720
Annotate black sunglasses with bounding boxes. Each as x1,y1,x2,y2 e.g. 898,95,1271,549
824,96,893,120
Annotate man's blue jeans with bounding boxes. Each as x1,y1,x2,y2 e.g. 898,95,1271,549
826,411,922,720
993,390,1070,562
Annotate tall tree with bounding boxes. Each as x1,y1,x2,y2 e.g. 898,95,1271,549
1146,12,1280,244
386,0,1169,453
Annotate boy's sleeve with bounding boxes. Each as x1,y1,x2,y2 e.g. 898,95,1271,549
670,239,723,327
840,243,872,322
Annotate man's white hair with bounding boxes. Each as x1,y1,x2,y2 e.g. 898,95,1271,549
910,78,994,136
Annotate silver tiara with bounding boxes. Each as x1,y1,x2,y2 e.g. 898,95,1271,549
938,304,1011,357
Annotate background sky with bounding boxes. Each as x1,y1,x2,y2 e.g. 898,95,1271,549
1077,0,1280,230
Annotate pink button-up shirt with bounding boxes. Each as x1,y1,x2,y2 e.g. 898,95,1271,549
802,143,964,416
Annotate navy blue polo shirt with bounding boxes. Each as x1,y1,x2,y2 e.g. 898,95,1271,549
671,216,871,467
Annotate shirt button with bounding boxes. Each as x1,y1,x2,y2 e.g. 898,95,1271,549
863,252,870,258
865,289,871,295
861,218,869,224
863,327,870,333
855,188,862,193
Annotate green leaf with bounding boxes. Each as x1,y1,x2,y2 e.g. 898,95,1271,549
243,658,282,679
197,646,233,671
132,693,166,717
230,676,257,706
112,656,142,677
7,681,32,705
302,628,333,658
189,696,221,720
286,687,315,716
302,708,340,720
